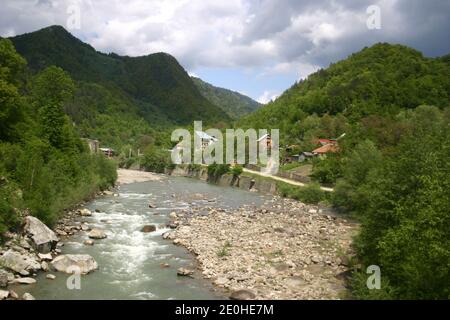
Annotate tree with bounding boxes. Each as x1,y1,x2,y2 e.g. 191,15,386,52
0,39,26,141
354,106,450,299
32,66,75,149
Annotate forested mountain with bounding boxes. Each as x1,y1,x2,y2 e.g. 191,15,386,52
7,25,230,151
239,43,449,299
192,77,261,119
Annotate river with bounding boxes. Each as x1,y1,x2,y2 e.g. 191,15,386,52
10,175,267,300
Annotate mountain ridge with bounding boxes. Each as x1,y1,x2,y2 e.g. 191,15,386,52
191,76,261,119
9,25,231,125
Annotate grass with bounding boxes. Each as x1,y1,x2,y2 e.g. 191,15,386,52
217,241,232,258
277,181,330,205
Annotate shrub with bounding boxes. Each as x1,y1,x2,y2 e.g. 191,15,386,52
230,165,243,177
141,146,172,173
207,163,230,181
277,181,327,204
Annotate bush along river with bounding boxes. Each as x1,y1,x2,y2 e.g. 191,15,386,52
4,175,267,300
1,170,357,300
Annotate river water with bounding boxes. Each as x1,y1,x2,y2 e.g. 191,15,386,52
12,176,266,300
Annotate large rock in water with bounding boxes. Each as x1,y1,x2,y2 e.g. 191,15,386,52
141,225,156,233
24,216,58,253
88,229,107,239
0,250,41,275
51,254,98,274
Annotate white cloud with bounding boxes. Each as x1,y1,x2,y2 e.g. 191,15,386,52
0,0,449,99
257,90,280,104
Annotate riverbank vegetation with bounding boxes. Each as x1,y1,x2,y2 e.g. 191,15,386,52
277,182,328,205
0,39,117,236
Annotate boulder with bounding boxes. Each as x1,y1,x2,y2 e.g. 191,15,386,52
12,277,36,285
9,290,19,299
0,250,41,275
22,293,35,300
78,209,92,217
51,254,98,274
38,253,53,261
169,212,177,219
162,231,174,240
230,289,256,300
141,225,156,233
23,216,59,253
88,229,107,239
81,224,91,232
41,261,49,272
148,203,157,209
0,290,9,300
46,274,56,280
177,267,194,277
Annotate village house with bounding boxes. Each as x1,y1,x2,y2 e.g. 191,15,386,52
100,147,115,157
257,133,272,149
82,138,99,154
195,131,218,150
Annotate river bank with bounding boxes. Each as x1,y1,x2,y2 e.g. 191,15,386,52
117,169,163,185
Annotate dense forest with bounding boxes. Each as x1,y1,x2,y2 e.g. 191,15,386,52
238,43,450,299
0,38,117,235
192,77,261,119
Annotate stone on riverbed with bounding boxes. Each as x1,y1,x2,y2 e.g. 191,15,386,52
0,269,14,287
22,293,35,300
229,289,256,300
51,254,98,274
38,253,53,261
177,267,194,277
0,290,9,300
88,229,107,239
0,250,41,275
141,225,156,233
78,209,92,217
9,290,19,299
83,240,94,246
23,216,59,253
12,277,37,285
46,274,56,280
41,261,49,271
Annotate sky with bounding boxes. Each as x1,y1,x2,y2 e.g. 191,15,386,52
1,0,449,103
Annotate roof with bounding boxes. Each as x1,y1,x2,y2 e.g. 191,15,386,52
312,144,339,154
316,138,337,145
257,134,270,142
301,152,314,157
195,131,218,142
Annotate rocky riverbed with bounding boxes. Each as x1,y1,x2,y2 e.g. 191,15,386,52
1,170,358,300
165,197,357,300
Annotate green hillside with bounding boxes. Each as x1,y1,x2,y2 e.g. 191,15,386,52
192,77,261,119
240,43,449,144
239,43,450,299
